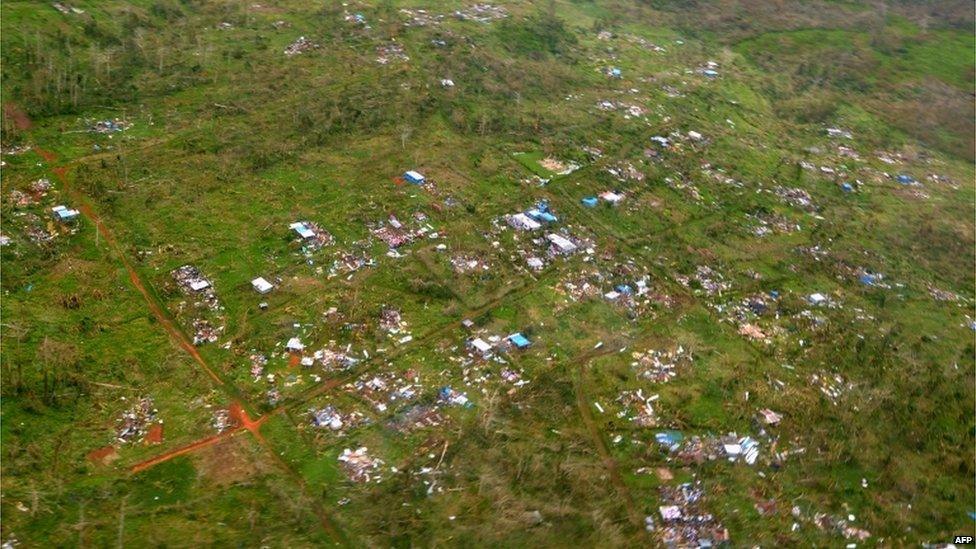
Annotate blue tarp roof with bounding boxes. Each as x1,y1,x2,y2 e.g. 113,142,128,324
404,170,425,184
508,333,531,348
581,197,598,207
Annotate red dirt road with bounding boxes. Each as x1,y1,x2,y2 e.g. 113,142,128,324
130,428,243,474
46,160,225,386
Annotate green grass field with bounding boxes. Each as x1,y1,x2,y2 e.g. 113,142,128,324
1,0,973,546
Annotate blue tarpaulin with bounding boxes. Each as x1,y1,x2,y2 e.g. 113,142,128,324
581,197,598,207
508,333,531,349
404,170,425,184
655,430,684,450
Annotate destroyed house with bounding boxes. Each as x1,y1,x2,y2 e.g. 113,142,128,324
526,208,557,223
290,222,316,239
547,233,577,254
507,213,542,231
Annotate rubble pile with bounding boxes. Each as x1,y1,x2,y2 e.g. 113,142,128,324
773,186,817,211
212,409,233,433
748,212,800,237
284,36,318,56
249,354,267,380
313,347,360,372
338,447,385,483
605,162,645,182
388,404,445,432
615,389,659,427
809,372,853,404
292,220,334,250
631,345,692,383
676,265,730,296
438,386,471,407
379,307,405,333
309,405,366,432
191,318,221,345
172,265,220,309
345,371,420,412
538,157,579,175
376,42,409,64
450,254,490,274
453,3,508,23
792,506,871,541
90,119,132,133
115,397,159,443
399,8,443,26
653,482,730,546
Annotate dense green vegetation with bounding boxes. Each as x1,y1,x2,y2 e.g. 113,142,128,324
1,0,973,546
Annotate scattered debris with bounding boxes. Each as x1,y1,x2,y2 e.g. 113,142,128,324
338,447,384,483
115,397,160,444
284,36,318,56
655,482,730,546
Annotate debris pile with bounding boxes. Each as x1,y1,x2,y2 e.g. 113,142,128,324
748,212,800,237
345,371,421,412
450,254,490,274
284,36,318,56
309,405,366,432
338,447,384,483
191,318,221,345
438,386,471,407
400,8,442,26
212,409,234,433
654,482,729,546
388,404,445,432
632,346,692,383
115,397,159,443
773,186,816,211
172,265,219,309
809,372,852,404
605,162,645,182
616,389,659,427
90,119,131,133
290,220,333,250
453,3,508,23
538,157,579,175
249,354,268,380
376,41,409,64
792,506,871,541
676,265,730,296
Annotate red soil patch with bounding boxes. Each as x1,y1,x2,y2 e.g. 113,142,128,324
3,102,32,130
145,424,164,444
36,148,57,163
87,445,119,465
194,436,260,486
288,352,301,368
393,176,405,186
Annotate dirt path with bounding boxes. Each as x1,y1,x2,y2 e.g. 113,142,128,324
37,142,346,544
130,429,244,474
572,346,647,535
45,160,225,386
